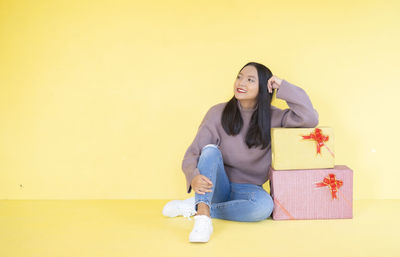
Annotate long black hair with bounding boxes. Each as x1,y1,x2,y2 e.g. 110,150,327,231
221,62,274,149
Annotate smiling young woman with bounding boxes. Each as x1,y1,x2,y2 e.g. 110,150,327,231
163,61,319,243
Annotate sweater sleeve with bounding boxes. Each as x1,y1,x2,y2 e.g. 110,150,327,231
182,106,221,194
271,79,319,128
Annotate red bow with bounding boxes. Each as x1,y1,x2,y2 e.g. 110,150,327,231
315,173,343,199
301,128,334,157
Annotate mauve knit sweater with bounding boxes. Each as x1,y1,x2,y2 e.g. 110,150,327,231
182,79,319,194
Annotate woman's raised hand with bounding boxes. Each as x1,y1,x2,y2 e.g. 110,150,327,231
267,75,283,93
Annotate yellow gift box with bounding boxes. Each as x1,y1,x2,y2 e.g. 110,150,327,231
271,127,335,170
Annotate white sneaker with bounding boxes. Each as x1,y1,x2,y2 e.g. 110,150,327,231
189,215,213,243
162,196,197,220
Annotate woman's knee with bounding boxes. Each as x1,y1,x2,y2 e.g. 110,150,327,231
197,144,223,175
249,191,274,221
199,144,222,161
202,144,220,153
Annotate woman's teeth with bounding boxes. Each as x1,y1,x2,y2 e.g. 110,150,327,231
237,88,247,93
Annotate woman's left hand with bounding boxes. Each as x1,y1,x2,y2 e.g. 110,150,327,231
267,75,283,93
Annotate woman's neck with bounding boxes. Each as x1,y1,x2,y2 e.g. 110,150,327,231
237,100,257,110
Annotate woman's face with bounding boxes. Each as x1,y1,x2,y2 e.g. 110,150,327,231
233,65,259,102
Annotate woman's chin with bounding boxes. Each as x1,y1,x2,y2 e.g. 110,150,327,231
235,95,248,100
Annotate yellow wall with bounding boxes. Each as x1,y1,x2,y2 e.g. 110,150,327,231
0,0,398,199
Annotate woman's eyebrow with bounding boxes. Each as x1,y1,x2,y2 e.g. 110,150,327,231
238,73,256,78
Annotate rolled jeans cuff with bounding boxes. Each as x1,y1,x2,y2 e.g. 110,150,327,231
195,199,211,211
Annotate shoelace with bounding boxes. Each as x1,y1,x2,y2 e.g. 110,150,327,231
192,216,211,232
180,205,197,220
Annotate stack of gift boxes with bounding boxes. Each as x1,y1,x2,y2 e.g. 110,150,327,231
268,127,353,220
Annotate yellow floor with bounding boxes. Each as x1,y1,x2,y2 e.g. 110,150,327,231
0,199,399,257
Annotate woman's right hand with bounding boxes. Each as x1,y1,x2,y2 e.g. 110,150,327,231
191,174,213,194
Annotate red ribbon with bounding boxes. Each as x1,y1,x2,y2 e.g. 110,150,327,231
301,128,334,157
315,173,343,199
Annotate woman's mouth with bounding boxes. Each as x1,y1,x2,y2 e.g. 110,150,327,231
237,88,247,93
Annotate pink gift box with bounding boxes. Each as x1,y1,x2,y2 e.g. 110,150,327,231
269,165,353,220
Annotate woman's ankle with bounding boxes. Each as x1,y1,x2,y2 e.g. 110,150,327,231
196,203,210,217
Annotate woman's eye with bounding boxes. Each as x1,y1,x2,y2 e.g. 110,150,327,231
236,75,254,82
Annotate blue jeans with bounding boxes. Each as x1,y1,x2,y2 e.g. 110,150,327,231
194,144,274,222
